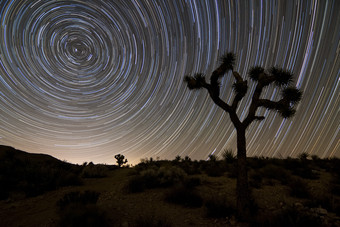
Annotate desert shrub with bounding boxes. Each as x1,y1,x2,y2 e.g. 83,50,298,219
282,157,319,180
204,196,235,218
205,163,225,177
183,176,201,189
126,166,187,192
81,164,108,178
125,175,146,193
139,168,160,188
57,190,100,209
249,171,263,189
58,204,109,227
133,214,172,227
227,163,238,178
58,172,83,187
222,149,236,163
330,170,340,184
330,182,340,196
251,206,322,227
328,157,340,174
260,164,291,185
305,193,336,213
298,152,309,161
164,185,203,207
334,198,340,216
57,190,108,227
178,161,201,175
288,177,310,198
311,155,320,161
133,159,160,173
157,166,187,186
141,166,187,188
283,157,302,169
291,167,319,180
125,169,159,193
248,156,268,169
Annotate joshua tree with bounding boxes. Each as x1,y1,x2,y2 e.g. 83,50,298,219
184,52,302,218
114,154,128,167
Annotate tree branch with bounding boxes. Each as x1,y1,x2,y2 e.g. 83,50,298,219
258,98,284,110
243,82,264,127
254,116,265,121
231,71,248,111
204,82,242,127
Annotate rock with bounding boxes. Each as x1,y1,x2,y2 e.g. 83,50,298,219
313,207,328,215
229,216,237,225
294,202,304,209
121,221,129,227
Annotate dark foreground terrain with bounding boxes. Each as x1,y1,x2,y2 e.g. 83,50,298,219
0,145,339,227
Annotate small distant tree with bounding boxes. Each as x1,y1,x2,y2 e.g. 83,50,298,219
174,155,181,162
184,52,302,218
298,152,309,161
114,154,128,167
208,154,218,162
222,149,236,163
184,156,191,162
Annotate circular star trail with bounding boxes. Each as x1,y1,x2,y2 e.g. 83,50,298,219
0,0,339,164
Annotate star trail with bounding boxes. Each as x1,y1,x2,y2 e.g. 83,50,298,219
0,0,339,164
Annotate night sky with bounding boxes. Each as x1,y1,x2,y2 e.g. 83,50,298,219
0,0,339,165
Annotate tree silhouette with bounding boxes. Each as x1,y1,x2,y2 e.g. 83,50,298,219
184,52,302,218
114,154,128,167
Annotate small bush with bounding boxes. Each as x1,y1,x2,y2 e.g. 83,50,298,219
81,164,108,178
252,206,322,227
227,163,238,178
204,196,236,218
133,214,172,227
249,172,263,189
183,176,201,189
140,168,160,188
125,175,146,193
57,190,100,209
157,166,187,186
58,172,83,187
331,184,340,197
126,166,188,193
311,155,320,161
298,152,309,161
205,163,225,177
57,191,108,227
165,185,203,207
328,157,340,175
248,156,268,169
222,149,236,163
59,204,109,227
291,167,319,180
179,161,201,175
260,164,290,184
288,177,310,198
305,193,336,213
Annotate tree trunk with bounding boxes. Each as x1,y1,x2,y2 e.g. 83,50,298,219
236,127,250,219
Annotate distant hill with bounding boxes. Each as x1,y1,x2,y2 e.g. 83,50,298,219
0,145,82,200
0,145,65,165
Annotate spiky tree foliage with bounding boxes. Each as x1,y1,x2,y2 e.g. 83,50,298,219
114,154,128,167
184,52,302,219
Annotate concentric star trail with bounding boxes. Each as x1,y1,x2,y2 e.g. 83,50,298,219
0,0,339,164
